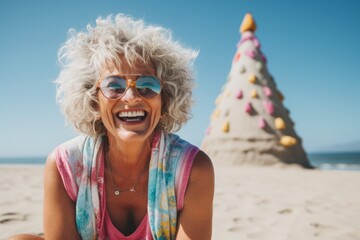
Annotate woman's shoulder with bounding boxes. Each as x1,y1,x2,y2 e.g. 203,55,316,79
46,135,92,201
187,150,214,203
186,150,214,202
191,150,214,181
50,135,90,173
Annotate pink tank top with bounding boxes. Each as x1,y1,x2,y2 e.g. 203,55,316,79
101,191,150,239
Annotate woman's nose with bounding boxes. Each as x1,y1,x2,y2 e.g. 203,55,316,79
121,87,142,104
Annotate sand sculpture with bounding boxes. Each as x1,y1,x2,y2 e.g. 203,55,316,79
201,13,312,168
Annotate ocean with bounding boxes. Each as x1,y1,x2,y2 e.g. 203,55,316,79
0,157,46,165
0,152,360,171
308,152,360,171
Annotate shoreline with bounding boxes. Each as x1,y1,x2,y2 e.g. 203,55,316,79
2,151,360,171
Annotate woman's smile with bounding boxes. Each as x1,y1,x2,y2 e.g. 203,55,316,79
116,109,147,123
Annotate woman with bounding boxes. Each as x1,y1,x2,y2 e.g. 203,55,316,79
10,14,214,240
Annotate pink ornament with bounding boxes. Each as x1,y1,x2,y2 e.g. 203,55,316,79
236,90,243,99
258,117,266,129
238,32,254,47
245,50,256,59
263,86,272,97
253,38,261,49
263,100,274,115
245,102,253,113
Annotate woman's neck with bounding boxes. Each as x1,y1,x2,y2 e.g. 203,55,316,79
106,133,152,175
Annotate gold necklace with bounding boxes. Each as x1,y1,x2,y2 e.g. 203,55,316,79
106,153,148,196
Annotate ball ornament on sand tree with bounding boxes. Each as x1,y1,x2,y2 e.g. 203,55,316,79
201,13,312,168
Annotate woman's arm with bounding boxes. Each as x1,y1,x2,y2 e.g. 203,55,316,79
176,150,215,240
43,151,81,240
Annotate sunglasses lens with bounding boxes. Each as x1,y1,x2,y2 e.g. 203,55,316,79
99,75,161,99
136,76,161,98
100,76,127,99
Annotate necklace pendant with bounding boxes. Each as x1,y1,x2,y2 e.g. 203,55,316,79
114,190,120,195
130,187,135,192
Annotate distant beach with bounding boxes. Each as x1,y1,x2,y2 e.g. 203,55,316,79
1,151,360,170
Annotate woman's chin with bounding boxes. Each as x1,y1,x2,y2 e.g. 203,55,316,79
113,127,153,143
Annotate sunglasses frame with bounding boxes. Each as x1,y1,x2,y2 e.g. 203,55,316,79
96,74,162,100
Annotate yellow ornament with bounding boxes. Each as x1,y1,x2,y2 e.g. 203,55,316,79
248,74,257,84
250,89,258,98
240,13,257,33
275,117,286,130
280,136,297,147
222,120,230,133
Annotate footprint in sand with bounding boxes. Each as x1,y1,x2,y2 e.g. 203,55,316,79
232,217,242,223
305,207,314,214
310,222,335,230
228,226,246,232
0,212,28,224
278,208,292,214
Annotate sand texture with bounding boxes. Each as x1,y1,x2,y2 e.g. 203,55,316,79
1,164,360,240
212,164,360,240
0,166,44,239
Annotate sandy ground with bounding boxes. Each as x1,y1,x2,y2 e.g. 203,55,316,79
0,164,359,240
0,166,44,239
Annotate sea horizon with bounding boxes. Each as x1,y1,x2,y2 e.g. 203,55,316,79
307,151,360,171
1,151,360,171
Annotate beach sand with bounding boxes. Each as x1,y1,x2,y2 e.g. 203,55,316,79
1,164,360,240
0,166,44,239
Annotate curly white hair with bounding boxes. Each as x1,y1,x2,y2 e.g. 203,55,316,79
55,14,198,136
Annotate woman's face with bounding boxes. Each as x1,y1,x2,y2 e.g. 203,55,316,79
97,58,162,143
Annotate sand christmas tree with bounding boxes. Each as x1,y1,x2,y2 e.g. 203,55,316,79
201,13,312,168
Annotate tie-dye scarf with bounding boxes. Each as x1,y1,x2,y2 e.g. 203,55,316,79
62,129,197,239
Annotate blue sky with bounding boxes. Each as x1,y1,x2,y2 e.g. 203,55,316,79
0,0,359,157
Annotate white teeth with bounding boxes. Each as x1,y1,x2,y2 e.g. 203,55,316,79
118,110,145,118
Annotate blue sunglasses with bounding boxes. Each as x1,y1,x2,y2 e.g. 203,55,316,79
98,74,162,99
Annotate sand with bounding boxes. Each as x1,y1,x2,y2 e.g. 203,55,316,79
1,164,359,240
212,164,360,240
0,166,44,239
